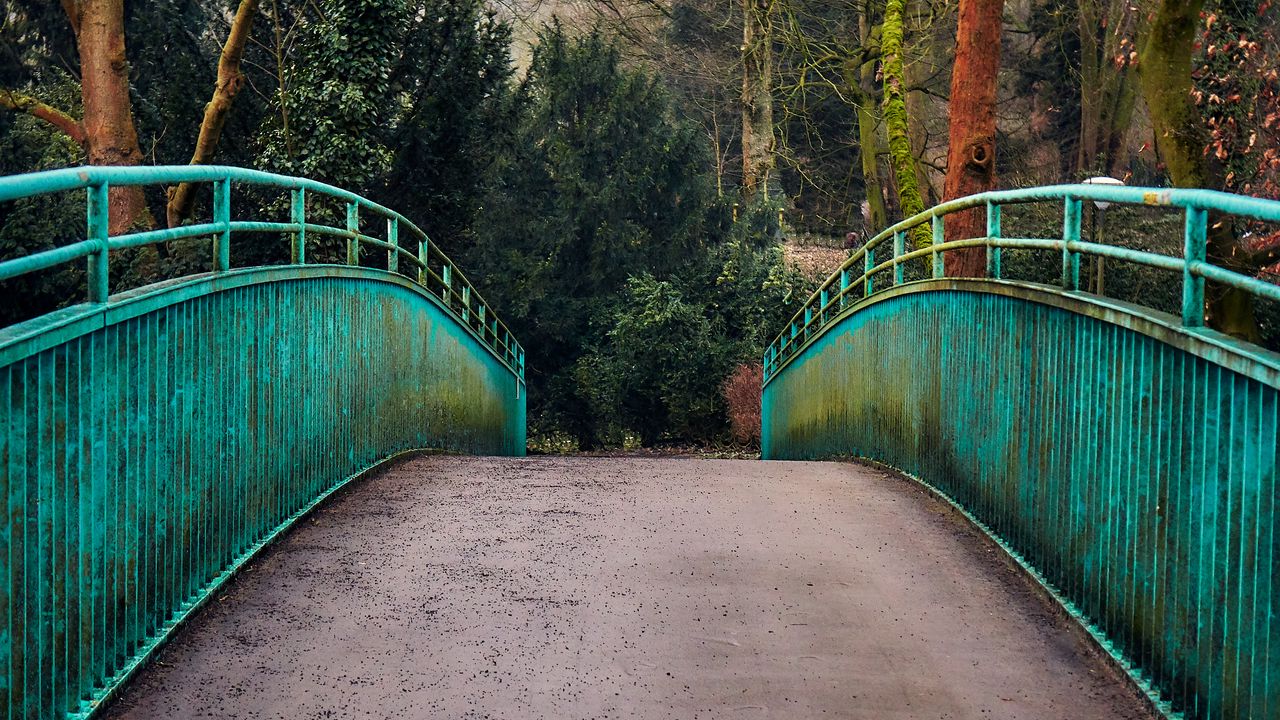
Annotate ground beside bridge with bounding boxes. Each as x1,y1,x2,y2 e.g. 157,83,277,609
102,456,1154,719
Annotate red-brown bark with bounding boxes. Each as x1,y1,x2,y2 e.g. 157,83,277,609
942,0,1002,277
73,0,152,233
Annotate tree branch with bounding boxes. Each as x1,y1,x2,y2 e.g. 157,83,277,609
167,0,260,227
0,89,87,145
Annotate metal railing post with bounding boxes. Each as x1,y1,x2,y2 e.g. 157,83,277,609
417,239,426,284
387,217,398,274
1062,197,1081,290
442,264,452,303
1182,206,1208,327
462,285,470,322
864,246,875,296
931,214,944,279
893,230,905,285
986,202,1002,279
346,201,360,266
819,289,828,324
87,182,110,302
290,187,306,264
839,269,849,308
213,176,231,272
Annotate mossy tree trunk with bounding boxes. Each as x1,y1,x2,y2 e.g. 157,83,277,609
1138,0,1258,340
881,0,931,248
942,0,1002,277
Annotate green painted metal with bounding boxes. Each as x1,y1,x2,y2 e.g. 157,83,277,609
0,166,526,719
763,185,1280,720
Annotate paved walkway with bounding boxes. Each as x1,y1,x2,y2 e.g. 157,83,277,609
103,456,1154,719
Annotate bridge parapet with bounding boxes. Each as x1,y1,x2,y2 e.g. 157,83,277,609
0,166,526,719
764,186,1280,720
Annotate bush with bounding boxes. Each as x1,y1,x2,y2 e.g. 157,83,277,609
722,362,762,446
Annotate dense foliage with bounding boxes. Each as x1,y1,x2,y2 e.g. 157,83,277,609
466,26,810,447
3,0,1279,448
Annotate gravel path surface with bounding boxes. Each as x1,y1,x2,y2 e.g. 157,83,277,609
101,455,1155,720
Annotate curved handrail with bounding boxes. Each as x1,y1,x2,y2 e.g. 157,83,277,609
763,184,1280,383
0,165,524,381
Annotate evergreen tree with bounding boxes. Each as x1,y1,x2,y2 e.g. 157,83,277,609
470,24,716,448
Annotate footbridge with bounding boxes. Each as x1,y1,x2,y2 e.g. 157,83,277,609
0,166,525,718
763,185,1280,719
1,167,1278,720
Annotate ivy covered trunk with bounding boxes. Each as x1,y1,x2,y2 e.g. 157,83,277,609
942,0,1001,277
72,0,152,233
881,0,930,248
741,0,775,198
1139,0,1258,340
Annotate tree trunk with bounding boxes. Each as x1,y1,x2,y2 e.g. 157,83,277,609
1138,0,1258,339
75,0,152,234
167,0,260,228
881,0,930,248
741,0,775,199
850,10,888,234
942,0,1002,277
1076,0,1140,177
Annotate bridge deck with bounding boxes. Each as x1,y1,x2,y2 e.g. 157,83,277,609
101,456,1153,719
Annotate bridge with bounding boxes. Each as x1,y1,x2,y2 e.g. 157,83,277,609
0,167,1277,720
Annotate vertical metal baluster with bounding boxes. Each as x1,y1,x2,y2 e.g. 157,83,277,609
346,202,359,266
213,177,231,272
387,217,399,275
893,231,905,285
417,238,426,285
864,247,875,296
1062,197,1082,290
986,202,1002,279
290,188,306,264
1183,207,1207,328
932,214,945,279
87,183,110,303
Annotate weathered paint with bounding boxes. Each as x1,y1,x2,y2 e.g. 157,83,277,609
763,278,1280,720
0,265,525,719
0,166,526,720
764,185,1280,382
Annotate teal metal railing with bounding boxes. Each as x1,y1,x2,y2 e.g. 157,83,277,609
764,185,1280,383
762,185,1280,719
0,166,526,719
0,165,524,379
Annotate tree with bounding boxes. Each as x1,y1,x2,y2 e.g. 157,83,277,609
881,0,931,247
942,0,1001,277
2,0,265,232
256,0,406,190
1075,0,1142,176
1139,0,1256,338
742,0,777,197
167,0,260,227
468,25,715,448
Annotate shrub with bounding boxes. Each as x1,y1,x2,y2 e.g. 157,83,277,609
722,362,762,446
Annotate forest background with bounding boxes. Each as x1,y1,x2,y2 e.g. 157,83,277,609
1,0,1278,450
